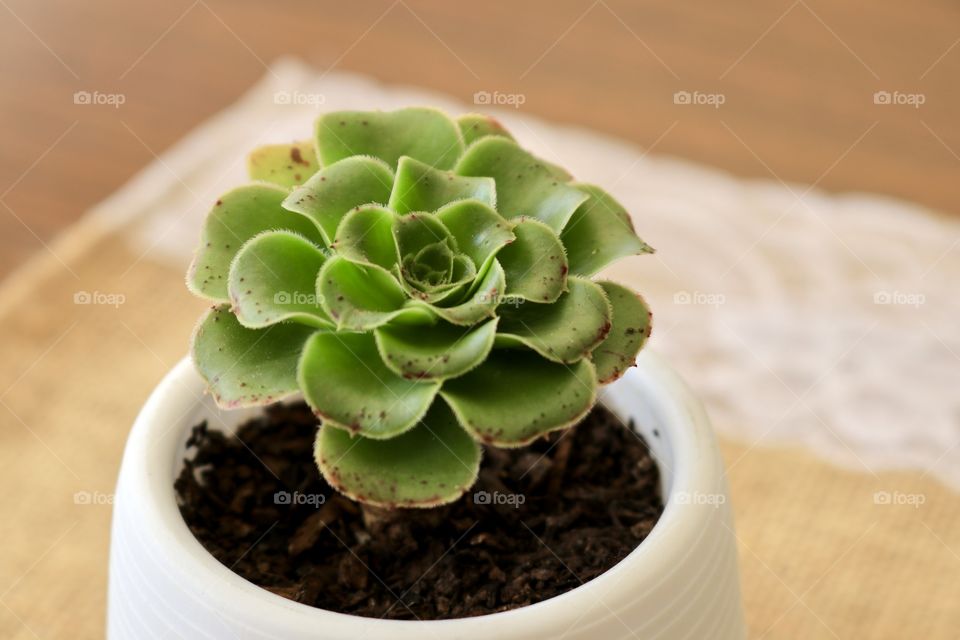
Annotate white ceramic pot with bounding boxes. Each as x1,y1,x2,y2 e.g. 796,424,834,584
108,351,746,639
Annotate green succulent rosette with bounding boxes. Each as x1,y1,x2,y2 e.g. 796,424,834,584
187,107,653,508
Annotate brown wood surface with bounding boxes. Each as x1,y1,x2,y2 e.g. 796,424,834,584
1,0,958,279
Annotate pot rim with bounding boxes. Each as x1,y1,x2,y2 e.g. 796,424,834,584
115,349,724,635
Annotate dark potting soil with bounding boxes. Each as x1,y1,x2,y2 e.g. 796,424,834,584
175,402,663,620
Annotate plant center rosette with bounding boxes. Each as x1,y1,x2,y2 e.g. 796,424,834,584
187,108,653,508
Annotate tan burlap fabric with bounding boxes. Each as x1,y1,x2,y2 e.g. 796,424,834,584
0,208,956,640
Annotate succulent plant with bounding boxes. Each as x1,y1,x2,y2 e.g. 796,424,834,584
187,107,653,508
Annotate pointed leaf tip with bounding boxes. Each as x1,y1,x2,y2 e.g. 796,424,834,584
389,155,495,214
561,184,653,276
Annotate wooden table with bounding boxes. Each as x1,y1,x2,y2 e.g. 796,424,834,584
1,0,958,278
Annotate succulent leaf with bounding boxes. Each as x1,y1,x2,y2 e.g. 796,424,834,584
315,401,480,508
423,258,505,326
318,257,429,331
496,277,611,363
375,318,498,380
388,156,496,214
457,113,514,146
315,108,464,170
393,211,458,264
496,218,568,303
441,350,597,446
591,281,652,383
282,156,394,245
393,212,476,296
455,136,587,232
331,204,400,269
247,140,319,188
561,184,654,276
298,331,440,438
192,306,316,408
228,231,331,329
188,184,325,302
434,200,515,273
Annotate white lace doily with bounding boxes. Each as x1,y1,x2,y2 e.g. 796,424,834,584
99,59,959,489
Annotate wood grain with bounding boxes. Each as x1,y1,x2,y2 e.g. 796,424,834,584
1,0,958,277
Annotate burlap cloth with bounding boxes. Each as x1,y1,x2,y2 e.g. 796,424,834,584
1,62,957,638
